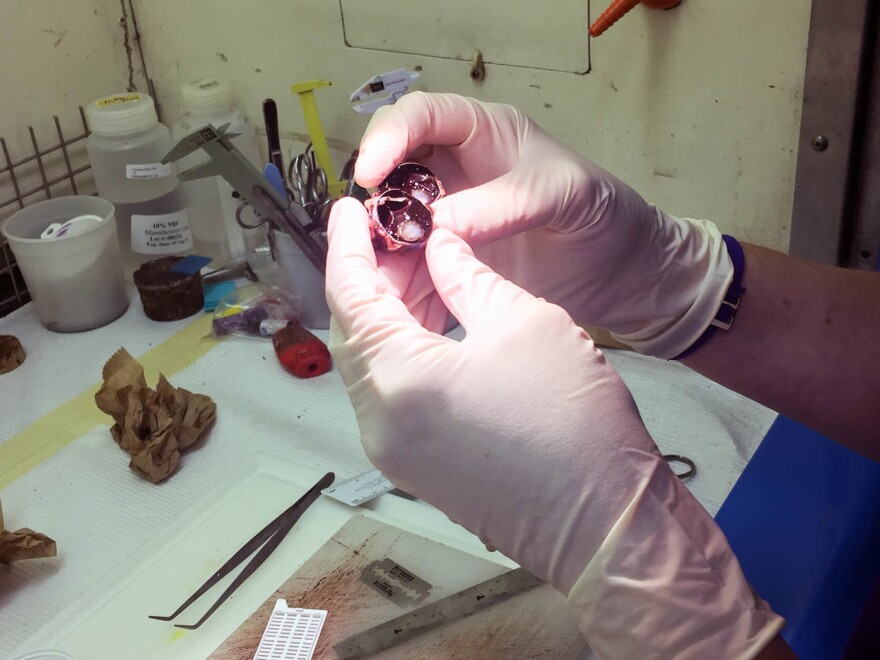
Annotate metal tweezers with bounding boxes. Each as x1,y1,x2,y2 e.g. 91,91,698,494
148,471,335,630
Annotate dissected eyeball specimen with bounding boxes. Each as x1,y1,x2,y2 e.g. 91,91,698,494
366,162,444,252
377,162,445,206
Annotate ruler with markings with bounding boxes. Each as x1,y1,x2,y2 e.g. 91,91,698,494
333,568,544,658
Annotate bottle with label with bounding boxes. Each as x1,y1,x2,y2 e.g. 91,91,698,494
171,78,265,266
85,93,192,276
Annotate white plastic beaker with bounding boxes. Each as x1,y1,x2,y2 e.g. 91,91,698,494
271,230,330,329
2,196,129,332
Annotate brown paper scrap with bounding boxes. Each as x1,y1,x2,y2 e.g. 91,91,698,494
94,348,217,483
0,334,26,374
0,498,57,565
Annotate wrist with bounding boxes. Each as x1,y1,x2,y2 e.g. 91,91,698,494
566,469,783,658
672,234,746,360
610,216,736,359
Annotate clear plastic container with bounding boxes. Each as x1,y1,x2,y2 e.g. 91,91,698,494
171,79,265,266
272,230,329,329
85,93,192,277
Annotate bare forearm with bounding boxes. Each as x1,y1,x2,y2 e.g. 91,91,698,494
682,243,880,459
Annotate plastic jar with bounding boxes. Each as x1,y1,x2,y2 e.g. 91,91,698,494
2,196,129,332
171,78,265,266
85,93,192,276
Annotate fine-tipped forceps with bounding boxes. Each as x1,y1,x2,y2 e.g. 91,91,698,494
288,143,332,226
148,471,335,630
340,149,370,202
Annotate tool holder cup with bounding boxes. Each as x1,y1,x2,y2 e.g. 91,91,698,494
2,196,129,332
270,229,331,330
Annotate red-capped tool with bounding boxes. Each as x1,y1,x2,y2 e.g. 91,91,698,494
272,323,331,378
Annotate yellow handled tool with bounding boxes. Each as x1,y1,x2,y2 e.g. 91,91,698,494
291,80,345,198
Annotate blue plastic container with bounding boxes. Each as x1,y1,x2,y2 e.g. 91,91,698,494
716,416,880,658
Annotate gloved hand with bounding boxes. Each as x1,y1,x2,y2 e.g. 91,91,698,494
355,92,733,359
325,197,782,658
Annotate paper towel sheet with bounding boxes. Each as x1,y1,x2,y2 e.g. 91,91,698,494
0,318,776,655
603,349,777,515
0,291,195,440
0,333,373,656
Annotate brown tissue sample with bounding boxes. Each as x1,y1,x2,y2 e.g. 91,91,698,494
94,348,216,483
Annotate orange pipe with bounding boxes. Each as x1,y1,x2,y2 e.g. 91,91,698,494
589,0,681,38
590,0,640,37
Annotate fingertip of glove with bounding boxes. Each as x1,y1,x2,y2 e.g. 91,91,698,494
331,195,368,216
326,199,377,288
353,149,388,188
328,196,369,241
357,106,405,187
426,230,479,277
427,227,472,255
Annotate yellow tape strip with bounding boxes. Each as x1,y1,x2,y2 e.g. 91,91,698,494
0,314,217,489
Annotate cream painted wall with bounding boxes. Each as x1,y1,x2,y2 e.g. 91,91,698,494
134,1,812,252
0,1,812,250
0,0,145,216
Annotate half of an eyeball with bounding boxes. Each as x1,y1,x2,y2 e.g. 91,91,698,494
366,189,434,252
377,162,445,206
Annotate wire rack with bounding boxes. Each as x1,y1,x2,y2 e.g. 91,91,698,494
0,108,94,318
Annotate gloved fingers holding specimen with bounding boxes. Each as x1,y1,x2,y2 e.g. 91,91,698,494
327,195,656,592
355,91,598,242
354,91,735,359
335,186,449,334
325,196,783,658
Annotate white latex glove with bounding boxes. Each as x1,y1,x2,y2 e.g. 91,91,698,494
325,198,782,658
355,92,733,359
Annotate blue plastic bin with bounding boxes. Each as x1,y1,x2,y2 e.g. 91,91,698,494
716,415,880,658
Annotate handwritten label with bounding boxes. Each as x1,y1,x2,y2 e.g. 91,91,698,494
126,163,173,180
131,209,193,255
321,468,396,506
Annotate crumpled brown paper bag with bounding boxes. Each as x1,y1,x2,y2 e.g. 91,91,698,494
95,348,216,483
0,498,56,565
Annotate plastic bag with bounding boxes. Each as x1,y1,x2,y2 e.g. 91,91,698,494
211,284,302,339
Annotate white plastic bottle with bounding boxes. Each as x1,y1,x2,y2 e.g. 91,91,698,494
85,93,193,276
171,78,264,266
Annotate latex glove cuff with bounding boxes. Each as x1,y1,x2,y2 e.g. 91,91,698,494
610,218,738,360
566,468,783,659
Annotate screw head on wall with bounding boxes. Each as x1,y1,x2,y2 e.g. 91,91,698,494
811,135,829,151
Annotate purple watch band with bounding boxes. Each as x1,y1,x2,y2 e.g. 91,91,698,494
673,234,746,360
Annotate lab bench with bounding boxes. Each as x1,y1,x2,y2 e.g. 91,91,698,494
0,288,845,659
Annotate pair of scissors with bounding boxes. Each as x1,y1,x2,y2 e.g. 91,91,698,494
288,143,331,226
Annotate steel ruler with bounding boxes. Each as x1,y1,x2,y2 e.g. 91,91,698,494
333,568,544,658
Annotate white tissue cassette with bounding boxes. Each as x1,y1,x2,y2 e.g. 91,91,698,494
253,599,327,660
